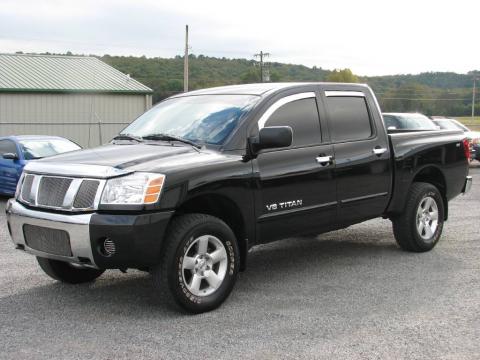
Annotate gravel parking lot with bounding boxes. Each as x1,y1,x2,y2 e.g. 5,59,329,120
1,166,479,360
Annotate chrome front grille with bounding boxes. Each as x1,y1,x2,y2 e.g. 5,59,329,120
23,224,72,256
19,173,105,211
37,177,73,207
20,174,35,202
73,180,100,209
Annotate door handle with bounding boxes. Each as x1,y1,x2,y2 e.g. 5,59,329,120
316,155,333,166
372,147,387,156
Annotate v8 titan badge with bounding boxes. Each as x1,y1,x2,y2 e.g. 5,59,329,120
266,199,303,211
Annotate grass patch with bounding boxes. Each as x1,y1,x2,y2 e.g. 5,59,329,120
456,116,480,126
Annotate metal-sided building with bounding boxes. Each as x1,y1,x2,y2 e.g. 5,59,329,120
0,53,153,147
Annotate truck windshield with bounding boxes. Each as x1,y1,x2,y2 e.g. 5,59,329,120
121,95,260,145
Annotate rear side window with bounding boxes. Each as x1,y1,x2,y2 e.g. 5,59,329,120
0,140,17,155
326,97,373,142
266,98,321,147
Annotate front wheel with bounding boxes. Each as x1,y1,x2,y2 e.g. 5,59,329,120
151,214,239,314
37,257,105,284
392,182,445,252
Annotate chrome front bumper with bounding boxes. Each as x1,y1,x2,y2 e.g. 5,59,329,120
5,199,98,268
463,176,473,194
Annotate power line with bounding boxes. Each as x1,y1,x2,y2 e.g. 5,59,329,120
381,97,472,101
376,90,472,95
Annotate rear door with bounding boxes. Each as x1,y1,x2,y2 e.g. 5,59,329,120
252,89,337,243
322,90,392,226
0,139,21,195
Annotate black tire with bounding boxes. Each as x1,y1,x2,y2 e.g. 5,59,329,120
392,182,445,252
37,257,105,284
151,214,239,314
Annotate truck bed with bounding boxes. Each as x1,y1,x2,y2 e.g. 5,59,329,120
387,129,469,216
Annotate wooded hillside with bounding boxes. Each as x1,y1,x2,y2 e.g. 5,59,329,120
98,54,478,116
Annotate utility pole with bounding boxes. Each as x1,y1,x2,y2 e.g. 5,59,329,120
184,25,189,92
472,77,477,119
254,51,270,82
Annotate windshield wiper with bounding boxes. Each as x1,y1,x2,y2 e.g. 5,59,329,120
142,133,202,149
112,134,144,142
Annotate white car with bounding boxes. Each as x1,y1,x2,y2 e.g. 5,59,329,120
432,118,480,161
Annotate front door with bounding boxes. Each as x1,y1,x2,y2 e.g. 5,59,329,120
253,90,337,243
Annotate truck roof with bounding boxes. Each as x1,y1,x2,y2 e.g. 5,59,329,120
173,82,371,97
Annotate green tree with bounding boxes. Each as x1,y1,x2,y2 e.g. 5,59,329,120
326,68,359,83
240,68,261,83
269,70,282,82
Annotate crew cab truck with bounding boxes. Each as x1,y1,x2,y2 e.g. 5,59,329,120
5,83,472,313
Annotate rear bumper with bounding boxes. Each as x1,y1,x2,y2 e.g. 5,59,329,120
6,199,174,269
462,176,473,194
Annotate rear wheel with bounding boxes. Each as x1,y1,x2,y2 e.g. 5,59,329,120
392,182,445,252
151,214,239,314
37,257,105,284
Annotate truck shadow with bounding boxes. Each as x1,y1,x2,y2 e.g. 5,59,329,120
0,228,460,323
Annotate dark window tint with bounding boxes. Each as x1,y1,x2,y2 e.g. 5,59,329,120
0,140,17,155
266,98,321,147
327,97,373,142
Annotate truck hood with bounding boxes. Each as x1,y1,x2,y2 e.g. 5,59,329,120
25,143,230,178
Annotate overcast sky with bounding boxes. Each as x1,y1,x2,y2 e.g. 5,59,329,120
0,0,478,76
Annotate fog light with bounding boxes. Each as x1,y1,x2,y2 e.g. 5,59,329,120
101,238,116,257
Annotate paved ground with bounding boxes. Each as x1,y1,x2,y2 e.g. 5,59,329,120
1,165,479,360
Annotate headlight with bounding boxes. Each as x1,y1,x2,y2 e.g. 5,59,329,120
101,172,165,205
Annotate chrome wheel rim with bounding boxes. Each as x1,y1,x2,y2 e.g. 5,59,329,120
181,235,228,297
416,196,439,240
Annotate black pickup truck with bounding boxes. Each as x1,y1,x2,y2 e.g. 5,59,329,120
6,83,472,313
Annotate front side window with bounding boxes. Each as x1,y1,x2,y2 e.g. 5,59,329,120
326,96,373,142
19,139,81,160
265,98,321,147
121,95,260,145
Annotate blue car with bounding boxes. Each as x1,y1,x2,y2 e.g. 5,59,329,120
0,135,81,196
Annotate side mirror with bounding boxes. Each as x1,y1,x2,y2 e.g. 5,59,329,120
387,126,397,130
2,153,19,160
254,126,293,151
